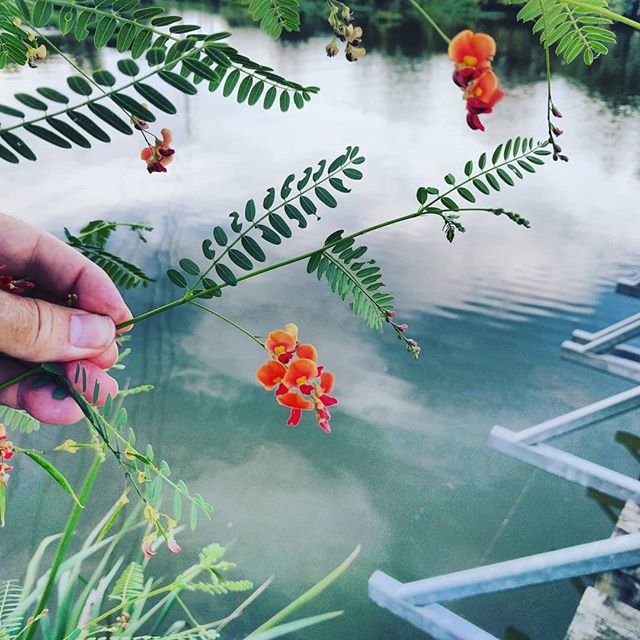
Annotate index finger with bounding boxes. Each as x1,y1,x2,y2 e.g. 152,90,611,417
0,213,132,328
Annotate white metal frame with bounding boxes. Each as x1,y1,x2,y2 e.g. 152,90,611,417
489,385,640,502
617,274,640,298
369,533,640,640
369,290,640,639
561,314,640,382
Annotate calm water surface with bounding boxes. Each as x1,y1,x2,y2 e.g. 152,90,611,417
1,8,640,640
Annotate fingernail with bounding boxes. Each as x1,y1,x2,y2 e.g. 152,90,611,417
69,314,115,349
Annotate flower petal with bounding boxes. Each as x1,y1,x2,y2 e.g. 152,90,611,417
296,343,318,361
266,330,297,357
320,371,335,394
283,358,319,389
277,391,314,410
287,408,302,426
256,360,287,390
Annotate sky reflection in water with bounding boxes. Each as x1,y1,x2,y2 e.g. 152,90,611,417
1,10,640,639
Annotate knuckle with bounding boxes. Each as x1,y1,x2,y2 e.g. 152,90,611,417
18,298,53,361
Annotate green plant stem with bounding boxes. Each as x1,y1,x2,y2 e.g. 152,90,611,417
539,0,555,140
407,0,450,45
117,296,189,329
0,140,545,393
23,0,310,92
188,301,265,349
24,454,102,640
0,366,43,389
32,29,153,146
190,156,360,293
561,0,640,31
0,44,206,135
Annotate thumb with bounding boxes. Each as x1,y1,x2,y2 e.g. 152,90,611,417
0,290,116,363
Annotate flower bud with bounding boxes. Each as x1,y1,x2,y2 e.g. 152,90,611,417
397,324,409,332
325,39,340,57
386,310,397,318
341,6,355,23
551,104,563,118
345,43,366,62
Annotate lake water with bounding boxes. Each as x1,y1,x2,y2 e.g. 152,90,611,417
1,6,640,639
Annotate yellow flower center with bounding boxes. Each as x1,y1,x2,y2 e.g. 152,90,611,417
274,345,286,355
463,55,478,66
296,376,307,386
474,87,483,97
274,377,282,384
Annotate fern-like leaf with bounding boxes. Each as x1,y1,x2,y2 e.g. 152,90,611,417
65,225,154,289
0,406,40,433
0,580,23,639
307,235,393,331
246,0,301,38
0,12,31,68
72,244,153,289
74,219,152,249
109,562,145,607
166,146,365,297
416,135,551,228
0,3,320,162
183,579,254,595
508,0,616,64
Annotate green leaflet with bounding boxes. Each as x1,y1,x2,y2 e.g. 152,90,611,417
0,406,40,433
168,147,365,301
246,0,301,38
510,0,616,64
109,562,145,606
23,451,83,507
0,18,319,164
65,221,153,289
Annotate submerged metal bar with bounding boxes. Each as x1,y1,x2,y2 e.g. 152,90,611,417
570,318,640,355
561,341,640,382
617,275,640,298
571,330,640,362
572,313,640,344
506,386,640,445
392,532,640,606
490,426,640,501
369,572,499,640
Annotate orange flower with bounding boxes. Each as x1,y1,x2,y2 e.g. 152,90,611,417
256,360,288,390
277,391,314,426
448,30,503,132
265,330,297,362
296,343,318,361
257,324,337,433
448,29,495,70
464,70,505,132
277,391,314,410
140,128,175,174
283,358,319,389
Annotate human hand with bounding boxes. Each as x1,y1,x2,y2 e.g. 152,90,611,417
0,213,132,424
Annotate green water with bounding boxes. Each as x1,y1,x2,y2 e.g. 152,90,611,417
1,6,640,639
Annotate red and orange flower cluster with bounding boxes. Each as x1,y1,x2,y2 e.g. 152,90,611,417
0,265,34,295
448,30,504,132
140,128,175,174
256,324,337,433
0,424,14,488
